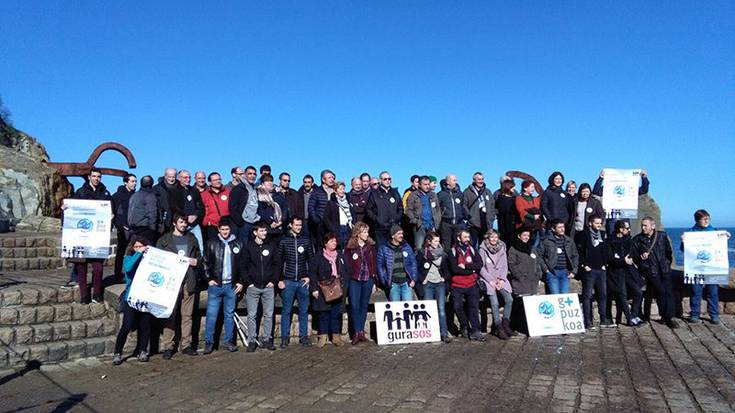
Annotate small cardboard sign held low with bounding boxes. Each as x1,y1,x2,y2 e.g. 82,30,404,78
523,294,585,337
374,300,441,345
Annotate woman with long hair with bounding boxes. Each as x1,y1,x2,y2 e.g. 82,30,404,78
344,222,377,344
515,180,542,245
416,231,451,343
495,179,518,244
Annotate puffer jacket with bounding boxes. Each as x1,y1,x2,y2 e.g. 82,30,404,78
276,230,313,280
203,234,243,285
437,182,466,224
376,241,417,289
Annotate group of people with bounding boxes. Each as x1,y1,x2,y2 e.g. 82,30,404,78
63,165,729,366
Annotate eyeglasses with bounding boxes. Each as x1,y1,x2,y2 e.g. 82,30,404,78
282,179,290,182
382,178,392,181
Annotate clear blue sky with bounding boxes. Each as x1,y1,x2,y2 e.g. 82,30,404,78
1,2,733,227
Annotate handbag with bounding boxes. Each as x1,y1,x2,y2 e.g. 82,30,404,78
318,275,344,302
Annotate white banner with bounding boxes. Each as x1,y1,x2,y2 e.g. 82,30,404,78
374,300,441,345
601,168,641,219
523,294,585,337
683,231,730,285
126,247,190,318
61,199,112,259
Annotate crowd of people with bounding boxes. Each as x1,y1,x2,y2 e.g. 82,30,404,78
62,165,730,365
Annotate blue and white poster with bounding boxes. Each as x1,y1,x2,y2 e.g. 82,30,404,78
375,300,441,345
683,231,730,285
61,199,112,259
601,168,641,219
523,294,585,337
126,247,190,318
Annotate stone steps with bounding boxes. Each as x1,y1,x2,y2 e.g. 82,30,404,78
0,231,117,270
0,246,59,258
1,337,115,367
0,317,118,346
0,257,66,271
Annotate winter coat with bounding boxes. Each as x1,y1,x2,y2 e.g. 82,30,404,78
74,181,112,202
539,234,580,273
153,178,177,232
541,186,571,224
347,189,370,224
170,184,205,227
279,188,302,222
323,193,355,235
376,241,417,289
495,194,517,242
415,249,449,285
344,243,378,281
201,186,231,227
446,244,482,288
515,194,542,230
228,180,259,227
203,235,243,286
631,230,673,278
241,240,279,288
576,230,611,271
507,246,542,295
462,184,497,229
366,186,403,231
404,190,441,230
309,252,349,313
607,235,644,293
156,231,202,294
276,231,314,280
307,186,330,227
111,185,134,229
437,183,466,224
569,196,605,239
127,187,159,231
478,241,512,294
256,191,288,239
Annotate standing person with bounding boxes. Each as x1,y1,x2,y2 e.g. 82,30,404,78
277,172,303,222
256,174,287,243
405,175,442,252
276,217,314,348
507,228,543,335
366,171,403,247
202,218,243,354
310,232,350,348
201,172,231,242
67,168,112,304
607,220,645,327
632,216,679,328
377,226,417,301
541,172,571,233
682,210,731,324
493,175,519,200
323,181,354,248
569,183,605,241
112,235,152,365
437,174,466,252
416,232,451,343
593,169,649,235
308,169,336,246
256,164,271,186
576,215,613,329
447,229,486,341
539,219,579,294
463,172,496,249
298,174,315,239
428,176,438,192
157,214,202,359
370,177,380,191
348,177,370,225
127,175,159,243
194,171,208,193
515,180,543,245
344,222,377,345
478,230,514,340
225,166,244,190
170,170,205,253
565,181,577,198
495,179,518,245
359,173,372,192
229,165,260,242
401,175,420,248
402,175,420,207
154,167,177,236
242,223,278,352
111,173,136,282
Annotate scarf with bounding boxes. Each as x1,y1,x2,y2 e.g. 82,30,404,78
512,236,533,255
425,247,445,263
485,240,505,255
336,195,353,226
323,249,338,277
257,187,282,222
589,229,602,247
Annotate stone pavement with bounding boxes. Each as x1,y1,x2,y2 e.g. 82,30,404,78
2,315,735,413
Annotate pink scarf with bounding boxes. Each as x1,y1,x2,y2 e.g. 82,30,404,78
323,249,338,277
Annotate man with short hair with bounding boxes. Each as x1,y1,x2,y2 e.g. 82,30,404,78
405,176,441,251
297,174,315,238
229,165,259,241
447,229,486,341
277,172,302,222
128,175,159,243
428,176,438,192
225,166,244,190
276,216,314,348
201,172,231,242
194,171,208,193
348,176,369,224
577,215,613,329
112,173,136,282
308,169,336,245
366,171,403,247
154,167,178,235
170,170,206,253
377,226,417,301
463,172,497,249
539,219,579,294
370,177,380,191
242,222,278,351
255,164,271,186
360,173,371,192
157,214,202,359
438,174,467,251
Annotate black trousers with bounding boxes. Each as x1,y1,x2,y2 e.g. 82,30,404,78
114,299,152,354
581,269,607,327
451,285,481,334
441,222,466,252
643,272,675,322
114,228,129,281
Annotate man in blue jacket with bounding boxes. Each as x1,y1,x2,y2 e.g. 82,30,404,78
377,226,417,301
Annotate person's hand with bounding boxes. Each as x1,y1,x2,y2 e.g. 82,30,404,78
271,222,281,229
567,272,575,279
458,263,465,269
123,226,129,231
599,170,605,178
601,265,606,271
302,277,310,288
266,282,274,288
680,233,684,241
641,252,649,260
409,280,415,288
278,281,285,290
61,203,68,210
234,283,243,294
624,255,633,265
584,265,592,272
641,170,647,177
248,284,254,288
189,258,198,266
187,215,197,224
208,280,217,286
312,291,319,299
534,214,540,220
726,231,732,239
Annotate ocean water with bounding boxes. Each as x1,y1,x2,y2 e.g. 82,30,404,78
666,227,735,267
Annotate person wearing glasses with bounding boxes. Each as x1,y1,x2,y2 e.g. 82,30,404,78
277,172,303,222
366,171,403,247
607,220,645,327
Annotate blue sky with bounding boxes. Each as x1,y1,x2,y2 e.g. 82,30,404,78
1,1,733,227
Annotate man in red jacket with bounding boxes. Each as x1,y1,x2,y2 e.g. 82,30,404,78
447,229,486,341
201,172,231,244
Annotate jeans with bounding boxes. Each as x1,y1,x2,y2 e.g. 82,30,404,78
339,225,351,249
349,278,374,333
246,287,275,341
280,279,310,339
690,283,720,320
413,226,429,252
237,222,253,243
546,269,570,294
114,299,152,354
487,288,513,325
204,283,237,344
581,269,608,327
389,281,413,301
452,285,481,334
424,282,448,338
317,306,343,334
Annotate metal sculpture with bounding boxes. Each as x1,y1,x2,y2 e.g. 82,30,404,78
46,142,137,177
505,170,543,195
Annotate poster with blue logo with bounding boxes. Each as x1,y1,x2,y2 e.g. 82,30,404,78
523,294,585,337
683,231,730,285
61,199,112,259
126,247,190,318
375,300,441,345
601,168,641,219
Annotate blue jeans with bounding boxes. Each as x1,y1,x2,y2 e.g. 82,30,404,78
546,269,570,294
349,278,374,332
280,279,310,339
424,282,448,338
690,284,720,320
317,306,343,334
204,283,237,344
389,281,413,301
487,288,513,325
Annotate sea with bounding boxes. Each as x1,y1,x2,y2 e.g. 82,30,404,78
666,227,735,267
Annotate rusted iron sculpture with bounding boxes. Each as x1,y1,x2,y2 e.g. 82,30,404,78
46,142,136,177
505,170,543,195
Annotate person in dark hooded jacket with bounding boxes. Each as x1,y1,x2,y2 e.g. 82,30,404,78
606,219,645,327
366,171,403,247
111,173,136,282
437,174,466,252
154,168,178,235
541,171,572,232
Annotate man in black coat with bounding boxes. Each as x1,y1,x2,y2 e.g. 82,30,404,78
111,173,136,282
154,167,178,236
366,171,403,247
169,170,206,252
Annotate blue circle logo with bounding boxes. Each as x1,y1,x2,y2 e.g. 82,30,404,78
696,250,712,263
147,272,165,287
538,301,555,319
613,185,626,197
77,218,94,233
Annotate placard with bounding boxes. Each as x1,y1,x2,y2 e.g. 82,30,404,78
126,247,190,318
374,300,441,345
683,231,730,285
601,168,641,219
61,199,112,259
523,294,585,337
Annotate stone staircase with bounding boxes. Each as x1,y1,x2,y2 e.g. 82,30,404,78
0,232,65,271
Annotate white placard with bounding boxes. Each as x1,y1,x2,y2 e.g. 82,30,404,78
683,231,730,285
61,199,112,259
523,294,585,337
601,168,641,219
126,247,190,318
374,300,441,345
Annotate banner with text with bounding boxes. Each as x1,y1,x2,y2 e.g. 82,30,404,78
375,300,441,345
61,199,112,259
126,247,190,318
524,294,585,337
683,230,730,285
601,168,641,219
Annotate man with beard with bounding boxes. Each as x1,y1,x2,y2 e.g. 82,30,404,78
276,172,302,221
447,229,486,341
463,172,496,249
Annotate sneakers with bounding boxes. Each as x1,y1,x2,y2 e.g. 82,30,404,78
61,280,78,289
181,347,198,356
687,316,701,324
223,343,239,352
665,319,680,329
137,351,149,362
91,296,103,304
261,340,276,351
163,349,174,360
280,338,289,349
299,337,313,347
628,318,644,327
469,332,487,342
711,317,721,325
203,343,214,355
246,342,259,352
441,335,452,344
112,353,122,366
600,320,617,328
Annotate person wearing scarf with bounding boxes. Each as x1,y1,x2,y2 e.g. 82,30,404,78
310,233,349,348
479,230,515,340
256,174,285,243
447,229,486,341
345,222,377,345
416,232,451,343
323,182,354,249
576,215,613,329
507,227,543,335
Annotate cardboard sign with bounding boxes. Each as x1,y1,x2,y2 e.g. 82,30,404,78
601,168,641,219
684,231,730,285
374,300,441,345
126,247,190,318
61,199,112,259
523,294,585,337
